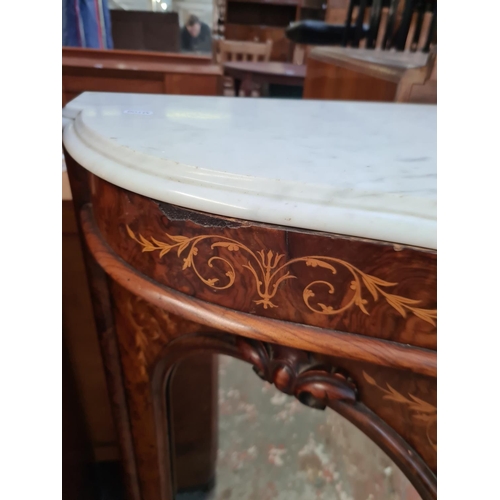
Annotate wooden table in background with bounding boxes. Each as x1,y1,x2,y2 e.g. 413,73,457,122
223,61,306,97
304,47,437,103
62,47,222,106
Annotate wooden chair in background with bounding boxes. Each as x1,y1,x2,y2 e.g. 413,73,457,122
215,40,273,96
217,40,273,63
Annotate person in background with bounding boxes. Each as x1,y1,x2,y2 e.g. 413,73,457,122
181,15,212,53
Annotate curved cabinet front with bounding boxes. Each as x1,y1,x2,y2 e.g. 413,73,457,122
63,93,436,500
65,153,437,500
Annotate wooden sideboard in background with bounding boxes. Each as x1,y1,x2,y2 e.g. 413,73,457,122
62,47,223,106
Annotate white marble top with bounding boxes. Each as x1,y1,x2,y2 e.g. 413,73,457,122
63,92,436,249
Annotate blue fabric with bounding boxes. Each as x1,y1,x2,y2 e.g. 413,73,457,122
63,0,113,49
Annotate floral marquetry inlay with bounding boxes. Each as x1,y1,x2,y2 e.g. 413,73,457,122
127,227,437,326
363,372,437,451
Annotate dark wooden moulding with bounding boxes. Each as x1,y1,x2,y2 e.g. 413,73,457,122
64,149,437,500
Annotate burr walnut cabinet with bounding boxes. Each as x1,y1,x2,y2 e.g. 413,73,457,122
63,93,437,500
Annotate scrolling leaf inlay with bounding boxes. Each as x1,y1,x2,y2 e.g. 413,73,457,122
127,227,437,325
363,371,437,451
